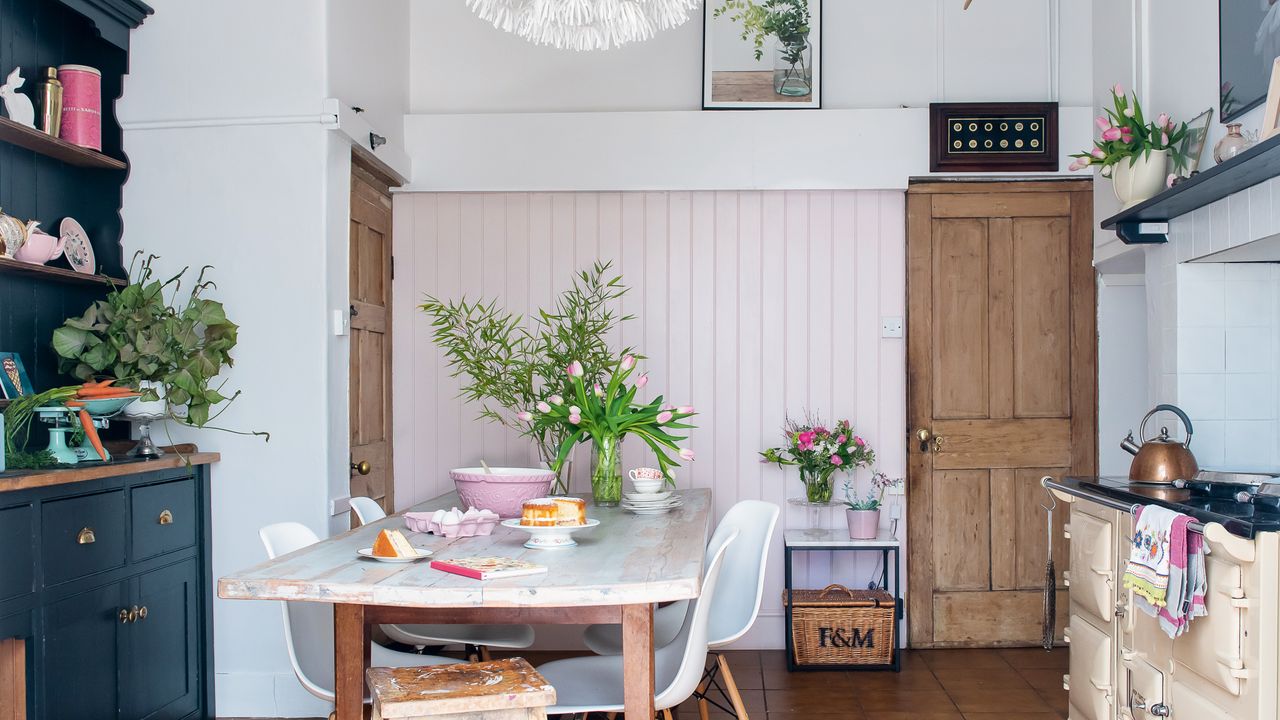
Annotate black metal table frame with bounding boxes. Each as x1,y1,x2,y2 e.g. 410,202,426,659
784,541,902,672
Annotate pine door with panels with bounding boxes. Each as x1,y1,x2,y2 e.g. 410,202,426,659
349,157,396,516
906,180,1096,648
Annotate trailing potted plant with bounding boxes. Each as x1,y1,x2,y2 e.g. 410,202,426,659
528,355,696,506
50,252,264,451
1070,84,1189,209
420,261,639,494
842,473,901,540
760,416,875,504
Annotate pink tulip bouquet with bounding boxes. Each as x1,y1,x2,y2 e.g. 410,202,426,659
526,355,696,505
1070,84,1188,179
760,415,876,504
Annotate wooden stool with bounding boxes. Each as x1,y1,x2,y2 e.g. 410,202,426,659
367,657,556,720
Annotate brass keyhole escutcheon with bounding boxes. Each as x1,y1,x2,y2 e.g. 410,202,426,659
158,509,174,525
77,527,96,545
933,435,945,453
351,460,371,476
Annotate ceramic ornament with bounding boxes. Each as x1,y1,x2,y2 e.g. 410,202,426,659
0,68,35,128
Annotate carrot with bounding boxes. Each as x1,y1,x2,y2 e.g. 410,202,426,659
76,387,140,398
67,402,107,461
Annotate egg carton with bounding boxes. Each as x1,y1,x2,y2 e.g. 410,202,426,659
404,507,500,538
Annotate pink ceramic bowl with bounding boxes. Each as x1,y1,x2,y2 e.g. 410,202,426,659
449,467,556,518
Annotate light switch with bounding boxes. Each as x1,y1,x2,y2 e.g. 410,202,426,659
881,316,904,338
333,309,350,336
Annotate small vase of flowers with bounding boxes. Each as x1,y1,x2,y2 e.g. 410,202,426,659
760,416,875,504
843,473,902,540
1070,84,1189,209
528,355,696,506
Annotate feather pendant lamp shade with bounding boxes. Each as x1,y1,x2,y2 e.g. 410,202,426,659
467,0,700,51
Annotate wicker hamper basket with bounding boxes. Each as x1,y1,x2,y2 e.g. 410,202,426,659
784,584,895,666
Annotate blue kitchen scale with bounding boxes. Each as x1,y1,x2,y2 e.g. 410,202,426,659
35,395,136,464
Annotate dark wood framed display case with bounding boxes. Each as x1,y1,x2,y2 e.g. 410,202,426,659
929,102,1059,173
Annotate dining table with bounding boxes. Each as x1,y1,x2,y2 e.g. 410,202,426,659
218,488,712,720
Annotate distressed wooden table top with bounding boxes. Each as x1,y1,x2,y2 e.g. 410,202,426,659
218,489,711,608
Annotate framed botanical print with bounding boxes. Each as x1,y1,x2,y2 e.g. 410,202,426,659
703,0,822,110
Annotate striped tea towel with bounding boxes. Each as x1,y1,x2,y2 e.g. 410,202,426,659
1134,527,1209,638
1122,504,1188,608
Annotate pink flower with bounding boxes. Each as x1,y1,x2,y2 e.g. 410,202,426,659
569,406,581,415
853,436,865,446
814,426,829,435
1161,131,1169,146
1113,83,1124,97
1091,148,1106,159
1068,159,1088,172
1167,174,1177,188
1156,113,1169,129
1122,107,1134,118
516,411,533,422
620,355,636,371
593,383,604,398
566,361,584,377
797,431,817,451
830,454,843,466
656,411,674,424
676,405,694,414
837,434,847,444
679,448,696,461
569,414,581,424
536,401,551,413
635,374,649,389
549,395,563,406
1101,127,1122,142
1095,115,1110,131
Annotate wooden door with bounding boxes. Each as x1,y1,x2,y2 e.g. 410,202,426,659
906,180,1095,648
349,158,396,516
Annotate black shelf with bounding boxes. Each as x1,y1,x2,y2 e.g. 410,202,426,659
1102,132,1280,243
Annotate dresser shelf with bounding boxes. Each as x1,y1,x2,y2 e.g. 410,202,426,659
0,115,127,170
0,256,124,286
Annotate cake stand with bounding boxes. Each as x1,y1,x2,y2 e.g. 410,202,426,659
500,518,599,549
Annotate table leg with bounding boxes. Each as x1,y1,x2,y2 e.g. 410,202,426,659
334,603,370,720
621,604,655,719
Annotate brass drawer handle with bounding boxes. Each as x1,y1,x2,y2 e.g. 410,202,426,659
158,509,174,525
137,605,148,621
119,608,130,624
77,527,96,545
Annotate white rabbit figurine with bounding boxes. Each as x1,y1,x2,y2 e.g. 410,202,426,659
0,68,36,128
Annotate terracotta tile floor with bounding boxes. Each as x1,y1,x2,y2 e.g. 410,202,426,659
248,647,1069,720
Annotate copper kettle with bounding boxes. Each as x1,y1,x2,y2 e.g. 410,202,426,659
1121,404,1199,484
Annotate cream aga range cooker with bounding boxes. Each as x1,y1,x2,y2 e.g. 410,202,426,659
1046,472,1280,720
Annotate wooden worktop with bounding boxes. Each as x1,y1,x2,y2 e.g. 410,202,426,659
0,452,220,493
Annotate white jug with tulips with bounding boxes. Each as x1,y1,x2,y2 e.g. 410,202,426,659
1071,84,1189,210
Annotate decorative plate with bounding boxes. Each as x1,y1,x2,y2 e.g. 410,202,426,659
356,547,433,563
60,217,94,274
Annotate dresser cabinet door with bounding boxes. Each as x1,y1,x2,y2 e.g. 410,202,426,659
120,560,200,720
42,581,124,720
0,504,34,602
41,490,127,586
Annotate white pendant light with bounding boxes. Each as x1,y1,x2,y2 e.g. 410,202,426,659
467,0,701,51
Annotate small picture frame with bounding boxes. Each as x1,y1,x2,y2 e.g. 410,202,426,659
0,352,34,399
703,0,822,109
1263,57,1280,141
1176,107,1214,177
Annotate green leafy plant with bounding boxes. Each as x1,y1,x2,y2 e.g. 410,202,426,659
420,261,638,492
715,0,811,61
51,252,255,432
1070,84,1189,177
843,473,901,511
761,414,876,503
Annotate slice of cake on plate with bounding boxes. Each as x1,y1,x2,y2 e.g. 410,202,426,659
372,528,417,558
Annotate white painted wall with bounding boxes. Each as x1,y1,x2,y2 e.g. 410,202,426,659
120,1,411,716
1098,279,1149,475
391,190,907,649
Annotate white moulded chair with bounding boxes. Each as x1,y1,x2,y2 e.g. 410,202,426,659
258,522,463,711
535,527,740,718
348,496,536,657
581,499,780,719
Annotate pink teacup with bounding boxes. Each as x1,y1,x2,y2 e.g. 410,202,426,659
628,467,666,494
14,229,64,265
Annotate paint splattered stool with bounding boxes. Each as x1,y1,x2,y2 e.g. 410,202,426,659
367,657,556,720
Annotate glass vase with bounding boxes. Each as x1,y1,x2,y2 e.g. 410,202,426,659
1214,123,1250,164
799,466,835,504
773,38,813,97
591,435,622,507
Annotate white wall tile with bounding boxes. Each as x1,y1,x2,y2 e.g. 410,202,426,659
1173,218,1194,263
1226,373,1278,420
1224,420,1279,470
1210,199,1231,253
1225,327,1276,373
1191,419,1226,469
1229,192,1251,249
1249,182,1274,241
1193,206,1213,258
1178,373,1225,420
1177,328,1225,373
1225,277,1274,328
1176,272,1224,328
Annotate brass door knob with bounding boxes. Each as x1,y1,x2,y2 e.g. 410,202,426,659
137,606,148,621
916,428,932,453
351,460,371,476
127,606,139,623
119,608,131,624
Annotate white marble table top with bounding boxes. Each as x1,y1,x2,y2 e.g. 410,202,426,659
218,489,712,608
784,528,902,548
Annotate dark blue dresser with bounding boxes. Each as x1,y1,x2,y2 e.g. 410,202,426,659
0,455,216,720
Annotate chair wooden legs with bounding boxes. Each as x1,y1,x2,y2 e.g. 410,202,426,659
716,654,749,720
480,645,493,662
661,709,674,720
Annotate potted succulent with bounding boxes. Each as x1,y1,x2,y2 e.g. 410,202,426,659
843,473,902,540
50,252,263,452
1070,84,1189,209
760,416,875,504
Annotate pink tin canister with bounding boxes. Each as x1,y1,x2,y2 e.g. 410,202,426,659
57,64,101,151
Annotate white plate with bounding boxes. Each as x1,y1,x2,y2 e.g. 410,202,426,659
501,518,599,549
623,490,673,502
625,506,678,515
60,217,94,274
357,547,433,563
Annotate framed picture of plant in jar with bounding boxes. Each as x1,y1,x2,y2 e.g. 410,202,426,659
703,0,822,109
